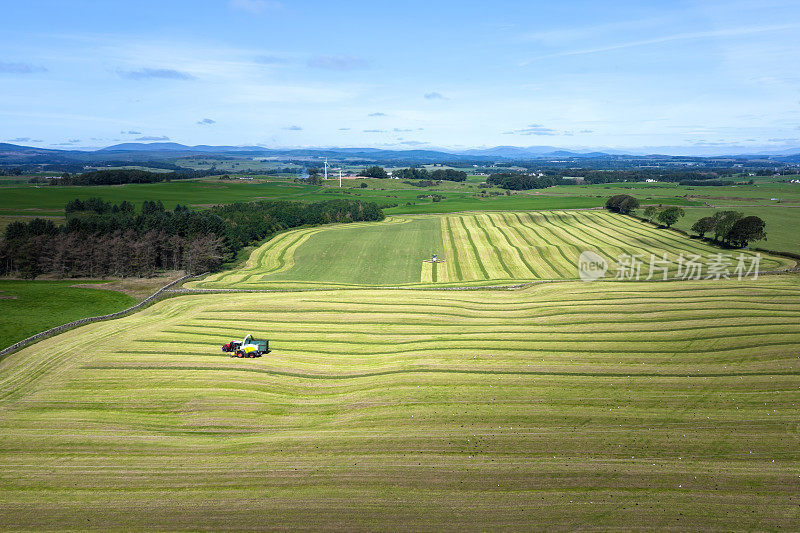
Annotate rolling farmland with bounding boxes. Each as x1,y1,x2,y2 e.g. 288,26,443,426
0,279,798,529
2,208,798,529
192,210,792,289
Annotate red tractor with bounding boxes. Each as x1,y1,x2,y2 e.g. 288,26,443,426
222,340,242,353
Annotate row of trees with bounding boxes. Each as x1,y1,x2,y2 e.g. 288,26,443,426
486,172,571,190
606,195,767,247
642,205,685,227
0,231,223,280
607,196,687,229
360,166,469,182
690,211,766,247
1,198,384,279
54,168,218,186
558,169,735,184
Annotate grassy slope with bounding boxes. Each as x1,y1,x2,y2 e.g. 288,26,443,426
191,211,791,289
0,280,136,349
0,279,798,529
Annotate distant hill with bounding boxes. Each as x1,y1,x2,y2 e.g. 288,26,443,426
99,142,267,153
2,141,800,167
457,146,618,159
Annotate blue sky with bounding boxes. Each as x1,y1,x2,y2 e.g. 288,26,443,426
2,0,800,154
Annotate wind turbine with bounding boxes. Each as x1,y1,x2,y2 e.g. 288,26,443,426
324,157,328,180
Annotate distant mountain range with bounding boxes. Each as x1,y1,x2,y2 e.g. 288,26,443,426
2,141,800,166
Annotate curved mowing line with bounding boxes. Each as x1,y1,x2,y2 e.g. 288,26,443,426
567,212,686,256
458,216,489,279
203,301,800,316
495,213,549,278
553,211,663,263
576,284,800,297
520,212,581,275
187,311,800,329
537,211,607,261
585,213,732,262
161,327,800,346
484,214,540,278
272,230,309,272
298,294,800,309
443,217,463,281
188,312,800,330
208,300,800,318
509,213,566,276
132,336,800,355
82,364,800,380
469,214,514,278
176,321,800,336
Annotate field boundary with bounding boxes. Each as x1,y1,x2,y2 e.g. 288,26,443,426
0,273,202,359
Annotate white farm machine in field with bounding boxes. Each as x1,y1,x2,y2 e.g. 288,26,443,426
221,334,270,358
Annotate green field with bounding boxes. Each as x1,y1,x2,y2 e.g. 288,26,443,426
1,278,798,529
547,180,800,206
0,280,136,349
0,177,702,218
676,206,800,255
192,210,791,289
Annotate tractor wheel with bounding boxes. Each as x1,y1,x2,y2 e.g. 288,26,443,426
236,351,244,358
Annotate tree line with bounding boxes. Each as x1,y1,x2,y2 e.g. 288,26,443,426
606,195,767,247
358,166,468,182
1,198,384,279
392,167,468,182
689,211,766,247
52,168,220,186
487,172,572,190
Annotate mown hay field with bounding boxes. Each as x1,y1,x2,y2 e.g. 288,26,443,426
0,278,799,529
191,210,792,289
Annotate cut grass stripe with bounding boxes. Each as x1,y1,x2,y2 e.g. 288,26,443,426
82,365,800,380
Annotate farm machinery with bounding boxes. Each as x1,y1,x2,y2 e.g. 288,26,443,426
222,334,270,358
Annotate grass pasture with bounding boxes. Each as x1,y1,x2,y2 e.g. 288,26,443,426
0,279,798,529
192,210,792,289
0,176,703,219
0,280,136,350
675,206,800,255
